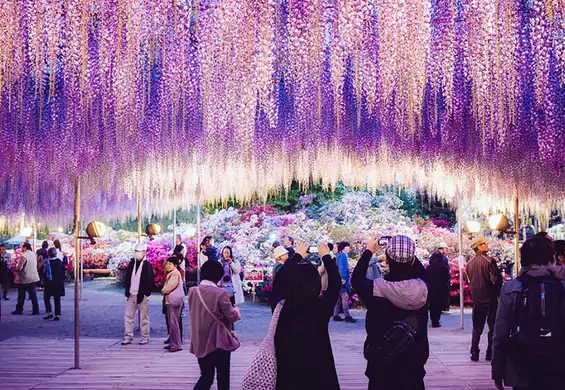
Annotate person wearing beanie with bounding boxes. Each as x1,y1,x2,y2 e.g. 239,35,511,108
122,243,155,345
466,236,502,362
352,235,429,390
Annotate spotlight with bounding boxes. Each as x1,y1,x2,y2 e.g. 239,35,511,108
184,225,196,237
85,221,106,244
145,223,161,241
20,227,33,238
57,227,63,233
464,221,481,234
488,214,511,232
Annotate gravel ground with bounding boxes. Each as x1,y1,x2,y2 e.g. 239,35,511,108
0,279,475,348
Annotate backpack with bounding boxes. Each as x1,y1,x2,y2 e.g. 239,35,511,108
364,311,420,364
509,273,565,359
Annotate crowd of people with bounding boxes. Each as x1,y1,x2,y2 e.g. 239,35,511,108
4,230,565,390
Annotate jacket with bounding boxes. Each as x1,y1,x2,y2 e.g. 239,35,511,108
467,252,502,303
492,266,565,388
274,253,341,390
44,258,65,297
352,250,429,388
14,251,40,285
187,283,240,358
426,261,450,305
124,259,155,304
229,259,244,305
0,251,11,278
336,252,351,292
162,268,182,305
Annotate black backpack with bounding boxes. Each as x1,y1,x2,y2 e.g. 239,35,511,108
509,272,565,358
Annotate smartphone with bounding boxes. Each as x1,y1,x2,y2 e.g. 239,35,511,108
378,236,392,247
309,246,319,254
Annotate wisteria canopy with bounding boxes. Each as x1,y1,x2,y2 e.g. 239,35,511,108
1,0,565,224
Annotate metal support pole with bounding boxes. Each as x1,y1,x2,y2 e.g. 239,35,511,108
73,177,81,369
197,202,201,284
137,192,142,244
457,208,464,329
80,220,84,301
514,195,520,277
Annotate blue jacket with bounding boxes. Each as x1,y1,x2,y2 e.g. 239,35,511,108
336,252,351,292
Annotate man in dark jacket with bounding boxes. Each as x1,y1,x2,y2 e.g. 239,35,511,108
466,236,502,362
122,243,155,345
426,251,451,327
352,236,429,390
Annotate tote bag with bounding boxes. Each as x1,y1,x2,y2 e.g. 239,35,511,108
168,274,185,307
241,300,284,390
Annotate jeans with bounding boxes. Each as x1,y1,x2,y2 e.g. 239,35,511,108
470,300,497,355
44,294,61,316
333,291,351,317
194,349,231,390
16,283,39,313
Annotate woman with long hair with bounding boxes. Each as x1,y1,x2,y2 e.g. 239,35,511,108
273,241,341,389
220,246,244,306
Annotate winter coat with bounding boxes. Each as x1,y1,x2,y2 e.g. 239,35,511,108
124,259,155,304
44,258,65,297
336,252,351,293
14,251,40,285
274,253,341,390
228,259,244,305
492,266,565,388
467,252,502,303
352,250,429,389
426,262,450,307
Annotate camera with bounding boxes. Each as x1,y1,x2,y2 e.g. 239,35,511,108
378,236,392,247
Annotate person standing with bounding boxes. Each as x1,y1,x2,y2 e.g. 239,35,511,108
466,236,502,362
220,246,244,306
43,248,65,321
12,242,40,315
188,260,241,390
426,251,450,327
282,236,295,258
492,237,565,390
121,243,155,345
36,241,49,290
333,242,356,323
273,241,341,390
0,244,12,300
319,242,335,292
162,256,184,353
352,236,429,390
270,245,291,312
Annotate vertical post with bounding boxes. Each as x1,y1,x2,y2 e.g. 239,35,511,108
197,203,201,284
137,192,142,244
457,208,464,329
79,220,83,300
173,208,177,249
514,195,520,277
73,177,81,369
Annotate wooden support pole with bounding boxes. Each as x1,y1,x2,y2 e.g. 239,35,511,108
137,192,142,244
73,177,81,369
514,194,520,277
457,208,464,329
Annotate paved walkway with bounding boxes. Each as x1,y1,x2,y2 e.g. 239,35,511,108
0,280,494,389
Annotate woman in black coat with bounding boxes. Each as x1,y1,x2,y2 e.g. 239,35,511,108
43,248,65,321
273,242,341,390
425,251,450,327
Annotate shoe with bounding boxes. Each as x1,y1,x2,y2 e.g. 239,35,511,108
11,311,22,315
167,347,182,353
139,339,149,345
485,352,492,361
121,339,133,345
31,312,40,315
432,323,441,328
43,314,54,320
333,316,344,322
164,338,170,344
164,345,171,350
53,316,60,321
470,354,479,362
344,316,357,323
3,296,9,301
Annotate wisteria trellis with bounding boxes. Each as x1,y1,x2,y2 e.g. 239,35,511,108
0,0,565,225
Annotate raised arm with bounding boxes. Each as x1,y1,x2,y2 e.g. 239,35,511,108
352,240,379,305
320,252,341,315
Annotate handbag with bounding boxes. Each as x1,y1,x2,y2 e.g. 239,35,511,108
196,287,241,351
168,273,185,307
364,313,419,363
241,300,284,390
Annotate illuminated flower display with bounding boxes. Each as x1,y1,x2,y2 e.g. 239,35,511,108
1,0,565,225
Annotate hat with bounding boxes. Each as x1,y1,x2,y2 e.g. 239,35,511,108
386,235,416,264
437,242,448,249
470,236,488,250
273,246,289,259
134,243,147,252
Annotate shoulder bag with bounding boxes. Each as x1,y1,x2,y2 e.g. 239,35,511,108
168,272,185,307
196,287,241,351
241,300,284,390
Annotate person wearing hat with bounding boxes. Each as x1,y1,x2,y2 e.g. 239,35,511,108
269,245,290,312
122,243,155,345
352,235,429,389
466,235,502,362
432,242,451,311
